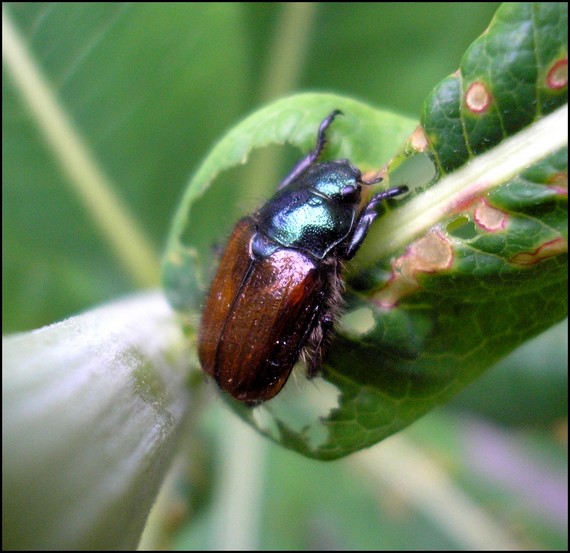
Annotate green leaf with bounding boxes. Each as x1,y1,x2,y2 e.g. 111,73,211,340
320,3,568,459
164,3,567,460
421,2,568,174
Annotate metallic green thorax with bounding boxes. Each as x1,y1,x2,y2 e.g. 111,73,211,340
256,161,361,259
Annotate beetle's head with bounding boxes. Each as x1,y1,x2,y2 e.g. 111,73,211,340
307,160,382,207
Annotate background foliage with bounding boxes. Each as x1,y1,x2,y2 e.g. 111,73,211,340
3,2,506,333
3,2,567,550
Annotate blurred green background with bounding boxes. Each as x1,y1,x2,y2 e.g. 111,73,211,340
3,3,566,550
3,1,506,333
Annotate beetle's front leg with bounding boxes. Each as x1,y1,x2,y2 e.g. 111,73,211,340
343,186,408,260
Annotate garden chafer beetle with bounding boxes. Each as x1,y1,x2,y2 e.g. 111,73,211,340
198,110,407,403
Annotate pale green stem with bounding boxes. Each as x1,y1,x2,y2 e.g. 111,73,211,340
2,6,161,287
374,104,568,258
210,411,267,551
242,3,319,201
257,2,319,103
353,435,524,550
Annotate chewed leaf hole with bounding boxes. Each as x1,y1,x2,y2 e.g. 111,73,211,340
446,215,478,239
389,152,436,191
341,307,376,337
546,58,568,90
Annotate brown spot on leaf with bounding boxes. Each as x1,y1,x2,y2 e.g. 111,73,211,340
374,231,454,308
473,199,509,232
452,181,492,212
547,171,568,195
465,81,493,114
510,237,568,266
411,126,429,153
546,58,568,90
362,168,386,185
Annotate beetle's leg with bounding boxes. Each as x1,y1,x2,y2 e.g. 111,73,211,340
343,186,408,260
301,261,343,378
298,288,328,373
305,315,334,378
278,110,343,190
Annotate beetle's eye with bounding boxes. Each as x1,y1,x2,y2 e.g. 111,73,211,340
341,184,361,203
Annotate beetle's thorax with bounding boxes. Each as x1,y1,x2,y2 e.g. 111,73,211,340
255,161,363,259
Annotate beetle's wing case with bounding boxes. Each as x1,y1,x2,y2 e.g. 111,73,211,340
199,217,330,402
199,218,253,379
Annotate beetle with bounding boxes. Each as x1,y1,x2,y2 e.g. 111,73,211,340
198,110,407,403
